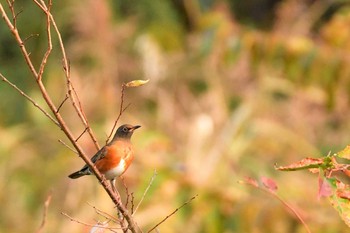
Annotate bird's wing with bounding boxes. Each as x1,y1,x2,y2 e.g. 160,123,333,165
91,146,108,162
78,146,108,171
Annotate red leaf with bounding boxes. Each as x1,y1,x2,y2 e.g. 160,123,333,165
337,190,350,200
275,158,324,171
239,177,259,187
318,176,333,199
261,176,278,192
343,169,350,178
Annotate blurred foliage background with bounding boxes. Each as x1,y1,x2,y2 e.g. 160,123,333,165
1,0,350,232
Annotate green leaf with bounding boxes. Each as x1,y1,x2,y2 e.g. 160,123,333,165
327,177,350,227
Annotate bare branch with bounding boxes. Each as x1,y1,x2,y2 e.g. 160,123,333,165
6,0,19,28
0,3,38,76
37,0,52,81
87,202,121,224
147,195,198,233
131,192,135,214
106,84,131,144
70,82,100,149
23,33,39,44
0,73,59,126
241,179,311,233
61,212,121,231
56,94,69,113
32,0,100,151
133,170,157,215
36,191,52,233
121,177,131,209
75,127,88,142
58,139,78,154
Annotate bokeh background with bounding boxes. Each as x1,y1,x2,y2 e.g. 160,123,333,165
1,0,350,232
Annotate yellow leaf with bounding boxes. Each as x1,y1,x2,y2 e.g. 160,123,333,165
337,145,350,160
125,79,149,88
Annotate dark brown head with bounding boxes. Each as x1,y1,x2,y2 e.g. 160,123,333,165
113,124,141,141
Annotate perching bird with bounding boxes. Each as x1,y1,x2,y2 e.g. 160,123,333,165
68,124,140,191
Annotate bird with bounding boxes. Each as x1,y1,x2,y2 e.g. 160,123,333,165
68,124,141,192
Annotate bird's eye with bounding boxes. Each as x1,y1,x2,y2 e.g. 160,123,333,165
123,127,128,132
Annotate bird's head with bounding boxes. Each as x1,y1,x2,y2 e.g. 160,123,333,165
113,124,141,140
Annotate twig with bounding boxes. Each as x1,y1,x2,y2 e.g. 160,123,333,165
71,83,100,148
58,139,78,154
56,94,69,113
106,102,131,143
23,33,39,44
0,3,38,79
133,170,157,215
106,83,129,144
37,0,52,81
242,180,311,233
87,202,121,224
61,212,121,231
33,0,100,151
6,0,18,28
75,127,88,142
36,191,52,233
147,195,198,233
131,192,135,214
121,177,131,209
0,73,59,126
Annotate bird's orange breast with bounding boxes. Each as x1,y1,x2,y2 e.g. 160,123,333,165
95,140,134,176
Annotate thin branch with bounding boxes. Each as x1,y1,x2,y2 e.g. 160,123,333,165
106,84,127,143
61,212,121,231
36,191,52,233
6,0,18,28
13,8,23,27
87,202,121,224
75,127,88,142
133,170,157,215
0,3,39,78
242,180,311,233
58,139,78,154
121,177,131,209
56,94,69,113
33,0,100,151
106,83,130,144
131,192,135,214
71,82,100,148
23,33,39,44
0,73,59,126
106,102,131,144
37,0,52,81
147,195,198,233
269,192,311,233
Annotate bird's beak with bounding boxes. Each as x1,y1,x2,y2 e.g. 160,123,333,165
132,125,141,131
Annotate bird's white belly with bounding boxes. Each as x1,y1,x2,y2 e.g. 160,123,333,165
104,159,126,180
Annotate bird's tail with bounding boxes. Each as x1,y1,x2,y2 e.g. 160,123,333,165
68,170,86,179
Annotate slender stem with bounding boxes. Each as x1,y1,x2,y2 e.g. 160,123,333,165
33,0,100,150
133,170,157,215
147,195,198,233
0,73,59,126
106,84,131,144
61,212,120,231
36,191,52,233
